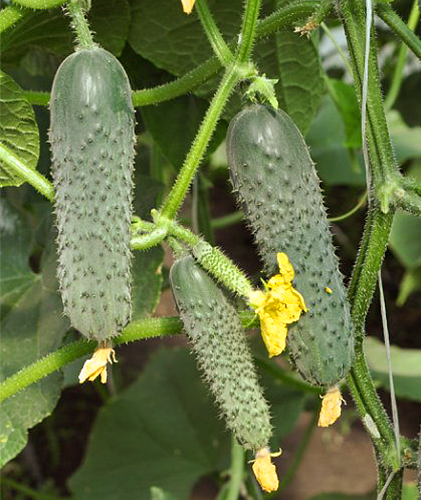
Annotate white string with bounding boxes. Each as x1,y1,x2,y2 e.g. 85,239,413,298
361,0,401,477
377,470,396,500
361,0,373,202
378,272,401,464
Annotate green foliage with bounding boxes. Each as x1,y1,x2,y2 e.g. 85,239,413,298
0,201,69,466
1,0,130,66
273,30,324,134
0,71,39,187
69,347,306,500
306,94,366,186
1,0,421,498
69,348,231,500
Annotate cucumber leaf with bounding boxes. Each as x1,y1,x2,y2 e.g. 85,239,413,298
0,201,69,467
272,30,324,134
0,71,40,188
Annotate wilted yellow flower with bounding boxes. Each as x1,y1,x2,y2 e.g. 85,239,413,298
251,447,281,492
180,0,195,14
318,386,343,427
249,253,307,357
79,345,117,384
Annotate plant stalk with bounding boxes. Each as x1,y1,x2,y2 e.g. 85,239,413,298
196,0,233,66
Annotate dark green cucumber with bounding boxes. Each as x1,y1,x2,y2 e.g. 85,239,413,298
49,47,135,341
170,256,271,452
226,104,354,387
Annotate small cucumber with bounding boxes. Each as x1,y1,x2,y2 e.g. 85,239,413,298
226,104,354,388
170,256,272,452
49,47,135,341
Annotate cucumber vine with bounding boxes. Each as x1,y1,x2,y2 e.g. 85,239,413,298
1,0,421,497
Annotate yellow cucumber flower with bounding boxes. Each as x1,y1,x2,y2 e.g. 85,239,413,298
79,344,117,384
251,447,281,492
249,252,307,357
318,386,343,427
180,0,195,14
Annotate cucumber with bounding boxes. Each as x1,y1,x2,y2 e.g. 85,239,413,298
226,104,354,388
49,47,135,341
170,256,272,452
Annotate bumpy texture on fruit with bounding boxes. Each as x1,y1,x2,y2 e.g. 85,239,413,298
170,256,272,451
226,104,354,387
50,48,135,341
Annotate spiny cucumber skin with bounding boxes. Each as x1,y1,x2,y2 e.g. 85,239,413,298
227,104,354,387
170,256,271,452
49,48,135,341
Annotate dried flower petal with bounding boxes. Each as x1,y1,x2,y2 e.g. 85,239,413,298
79,346,117,384
318,386,343,427
252,448,280,492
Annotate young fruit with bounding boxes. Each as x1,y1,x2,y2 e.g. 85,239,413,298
226,104,354,388
170,255,272,452
49,47,135,341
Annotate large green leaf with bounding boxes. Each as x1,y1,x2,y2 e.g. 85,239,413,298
69,348,231,500
0,202,69,467
272,30,324,134
2,0,130,65
129,0,242,77
129,0,323,132
69,345,306,500
0,71,40,187
364,337,421,402
0,200,36,315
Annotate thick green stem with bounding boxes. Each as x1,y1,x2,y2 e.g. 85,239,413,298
0,143,54,201
377,2,421,63
348,207,394,346
0,312,258,402
67,0,96,50
345,207,398,466
160,66,240,220
237,0,262,62
225,437,245,500
196,0,233,66
0,4,28,33
384,0,420,112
